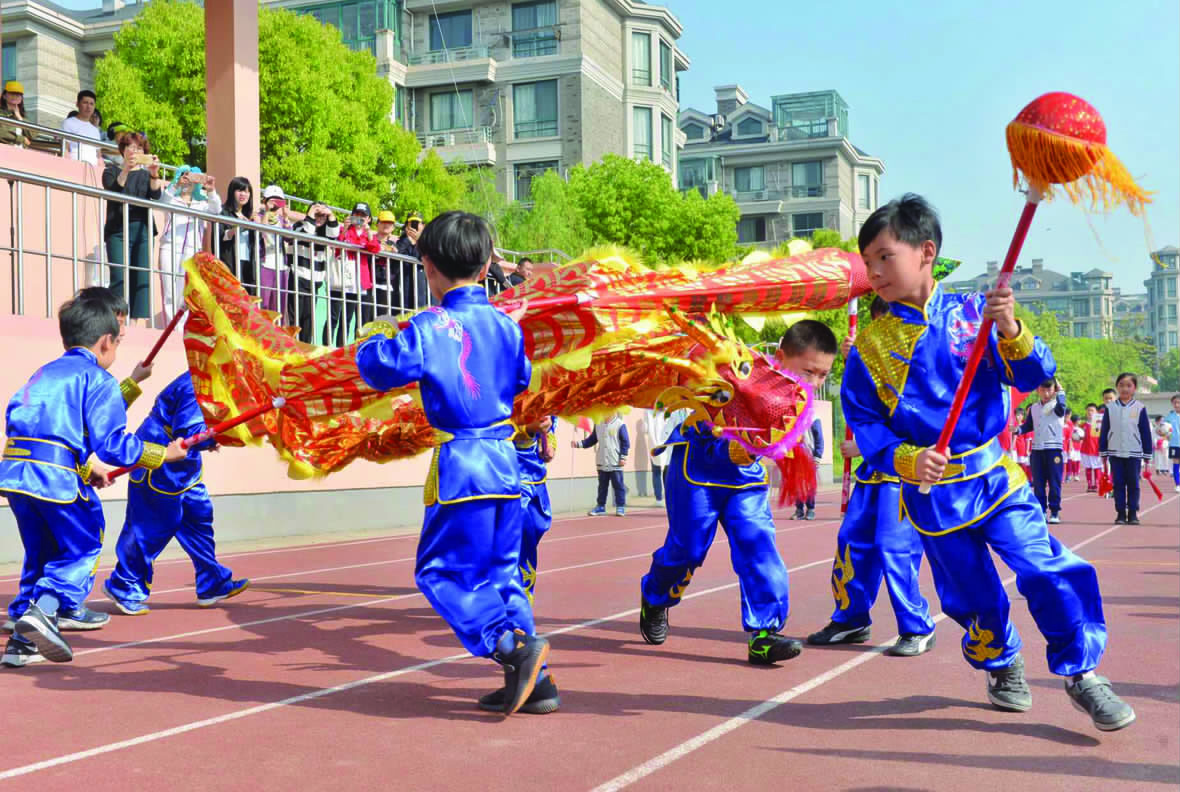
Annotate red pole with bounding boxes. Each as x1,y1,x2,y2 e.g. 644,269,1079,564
142,308,188,367
919,198,1039,494
840,300,858,514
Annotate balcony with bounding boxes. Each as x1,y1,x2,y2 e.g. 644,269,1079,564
417,127,496,166
788,184,826,199
729,188,784,214
507,27,560,58
405,47,495,88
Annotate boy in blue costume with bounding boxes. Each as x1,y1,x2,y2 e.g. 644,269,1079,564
807,296,935,656
356,211,550,716
102,371,250,615
843,193,1134,731
1,288,187,667
638,320,836,665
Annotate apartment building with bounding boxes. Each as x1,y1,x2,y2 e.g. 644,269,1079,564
1146,245,1180,356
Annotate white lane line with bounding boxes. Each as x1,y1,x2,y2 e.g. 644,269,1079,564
0,551,840,780
587,494,1177,792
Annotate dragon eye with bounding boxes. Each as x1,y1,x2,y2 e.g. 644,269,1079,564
737,361,752,378
712,389,732,404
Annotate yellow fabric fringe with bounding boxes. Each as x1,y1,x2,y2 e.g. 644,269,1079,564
1006,122,1151,216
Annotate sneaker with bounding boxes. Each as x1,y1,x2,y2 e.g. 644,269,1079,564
806,620,871,646
196,578,250,608
804,509,816,521
1066,675,1136,731
103,580,150,616
478,674,561,714
1174,485,1180,493
1127,511,1140,525
986,653,1031,712
588,506,607,517
1,619,14,634
791,507,804,520
492,630,550,715
885,632,936,657
616,507,626,517
58,606,110,631
14,603,72,663
1048,512,1061,524
1,636,42,668
748,630,803,665
1114,512,1126,525
639,599,669,645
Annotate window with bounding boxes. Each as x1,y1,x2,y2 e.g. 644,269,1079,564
512,1,558,57
679,159,712,190
873,179,878,209
684,123,705,141
631,32,651,86
659,40,673,92
1169,278,1177,298
513,80,558,138
302,1,394,55
430,90,473,131
633,106,652,161
661,114,673,169
2,42,16,84
514,160,559,202
734,166,765,193
737,217,766,244
791,160,824,197
430,10,472,51
1073,298,1090,318
736,117,763,137
858,174,870,209
792,212,824,238
1170,304,1178,320
1171,331,1179,348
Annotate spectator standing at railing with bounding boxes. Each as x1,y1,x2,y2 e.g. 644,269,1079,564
397,211,427,308
508,257,534,287
0,81,31,148
216,177,258,296
487,252,512,292
61,90,102,165
329,202,373,345
371,210,404,315
290,202,338,344
102,132,164,319
158,167,219,316
257,185,294,315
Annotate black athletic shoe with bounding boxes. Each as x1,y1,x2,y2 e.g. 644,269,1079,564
58,606,110,631
791,506,805,520
492,630,550,716
478,674,561,714
14,604,72,663
748,630,803,665
1066,674,1136,731
1127,511,1140,525
986,653,1032,712
639,599,669,645
1,636,41,668
885,632,936,657
1114,511,1127,525
806,620,871,646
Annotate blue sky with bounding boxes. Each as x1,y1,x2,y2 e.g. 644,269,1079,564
672,0,1178,293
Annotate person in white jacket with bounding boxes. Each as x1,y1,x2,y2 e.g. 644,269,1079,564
158,167,220,317
644,409,669,504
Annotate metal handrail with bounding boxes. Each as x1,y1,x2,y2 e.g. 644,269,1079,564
495,247,570,263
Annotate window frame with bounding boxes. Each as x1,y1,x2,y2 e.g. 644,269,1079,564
790,160,824,198
661,114,673,169
514,159,560,202
734,165,765,193
511,0,558,58
632,105,653,162
429,9,474,51
791,211,824,238
737,216,767,244
512,79,559,139
631,31,652,86
429,89,475,132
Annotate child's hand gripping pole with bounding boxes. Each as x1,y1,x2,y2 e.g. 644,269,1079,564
840,299,858,514
107,397,285,480
918,193,1041,495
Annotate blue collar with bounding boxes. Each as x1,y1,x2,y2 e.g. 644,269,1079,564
890,283,942,324
65,347,100,365
441,283,489,308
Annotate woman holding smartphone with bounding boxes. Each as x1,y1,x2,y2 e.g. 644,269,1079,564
216,177,258,295
102,131,164,319
158,166,219,316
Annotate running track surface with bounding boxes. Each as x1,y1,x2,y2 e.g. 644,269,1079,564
2,480,1177,791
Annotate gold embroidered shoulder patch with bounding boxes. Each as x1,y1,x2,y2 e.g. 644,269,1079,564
854,315,926,415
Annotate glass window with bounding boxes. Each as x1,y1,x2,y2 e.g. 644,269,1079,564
514,160,559,202
1170,304,1178,320
661,114,673,169
736,117,763,136
858,174,870,209
737,217,767,243
1168,278,1177,297
734,166,765,193
873,178,878,208
513,80,558,138
430,90,473,131
791,161,824,197
631,32,651,86
792,212,824,238
684,124,705,140
430,10,473,51
659,40,673,91
633,106,652,161
512,1,558,57
2,43,15,84
1171,331,1179,348
679,159,709,190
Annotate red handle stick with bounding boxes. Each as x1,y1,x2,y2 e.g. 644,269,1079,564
142,308,188,367
919,197,1040,494
1143,469,1163,501
106,398,284,480
840,300,859,514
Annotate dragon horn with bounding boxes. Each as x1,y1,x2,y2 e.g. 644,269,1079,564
666,305,725,355
635,350,710,382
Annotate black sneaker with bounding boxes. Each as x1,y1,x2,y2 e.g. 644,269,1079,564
14,603,72,663
478,674,561,714
806,620,871,646
1066,675,1136,731
1114,511,1126,525
804,509,816,521
639,599,669,645
1,619,13,633
986,653,1031,712
492,630,550,716
791,506,805,520
58,606,110,631
885,632,937,657
1127,511,1140,525
1,636,42,668
748,630,803,666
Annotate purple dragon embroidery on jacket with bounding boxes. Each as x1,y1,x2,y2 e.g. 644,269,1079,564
427,307,481,400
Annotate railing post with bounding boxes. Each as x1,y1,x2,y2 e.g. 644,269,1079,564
45,185,53,317
147,199,155,325
71,191,79,296
16,180,24,315
122,199,130,309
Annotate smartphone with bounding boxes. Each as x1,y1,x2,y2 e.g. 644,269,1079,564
132,153,155,166
273,199,287,209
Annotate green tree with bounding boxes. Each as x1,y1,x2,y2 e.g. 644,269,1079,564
1160,348,1180,392
495,170,592,256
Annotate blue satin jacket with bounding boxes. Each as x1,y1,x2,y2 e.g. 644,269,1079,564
841,286,1054,535
128,372,214,495
657,421,768,489
0,348,161,503
515,416,556,486
357,284,532,504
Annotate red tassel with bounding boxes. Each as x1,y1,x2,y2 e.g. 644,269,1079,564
776,447,818,508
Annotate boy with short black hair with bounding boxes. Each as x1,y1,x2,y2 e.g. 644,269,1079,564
1022,377,1067,523
1080,403,1103,492
356,211,549,716
779,322,834,520
573,412,629,516
844,193,1134,731
1,288,187,667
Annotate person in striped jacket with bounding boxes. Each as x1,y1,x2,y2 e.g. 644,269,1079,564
1099,372,1153,525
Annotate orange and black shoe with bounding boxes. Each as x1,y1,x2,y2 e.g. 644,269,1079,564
478,674,561,714
493,630,550,715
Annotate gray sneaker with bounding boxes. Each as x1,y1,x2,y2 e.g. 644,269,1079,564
1066,675,1136,731
885,632,936,657
987,653,1032,712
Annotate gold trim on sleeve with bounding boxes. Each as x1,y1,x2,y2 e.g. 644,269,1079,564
137,442,167,470
997,321,1034,360
893,443,923,482
120,377,143,407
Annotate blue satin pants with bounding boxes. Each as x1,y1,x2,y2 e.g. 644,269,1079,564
6,491,104,618
518,482,552,603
